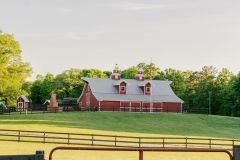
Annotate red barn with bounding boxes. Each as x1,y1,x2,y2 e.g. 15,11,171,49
16,95,29,112
78,65,183,112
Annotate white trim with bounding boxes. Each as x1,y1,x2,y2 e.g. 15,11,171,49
129,102,132,112
98,101,101,111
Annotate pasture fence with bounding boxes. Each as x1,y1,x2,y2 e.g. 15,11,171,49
0,129,239,151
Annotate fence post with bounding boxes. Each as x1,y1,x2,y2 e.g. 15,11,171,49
139,137,141,148
43,132,45,143
18,131,20,142
139,150,144,160
185,137,188,148
209,139,212,149
92,135,94,146
115,136,117,147
68,133,70,144
232,140,235,151
163,138,165,148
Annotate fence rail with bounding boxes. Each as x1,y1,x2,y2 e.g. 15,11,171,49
0,129,239,151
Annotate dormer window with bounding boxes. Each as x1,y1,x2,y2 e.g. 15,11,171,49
146,87,151,93
144,82,151,95
113,80,127,94
120,86,126,92
138,81,151,95
119,81,127,94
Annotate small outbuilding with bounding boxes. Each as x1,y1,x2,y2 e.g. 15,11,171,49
16,95,29,112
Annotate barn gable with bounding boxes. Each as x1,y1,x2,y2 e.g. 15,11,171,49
18,95,29,102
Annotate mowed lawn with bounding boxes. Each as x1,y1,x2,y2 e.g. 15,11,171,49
0,112,240,139
0,112,239,160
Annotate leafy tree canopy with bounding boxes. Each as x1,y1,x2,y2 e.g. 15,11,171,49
0,31,32,105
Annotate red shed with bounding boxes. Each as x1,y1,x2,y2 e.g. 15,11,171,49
16,95,29,112
78,65,184,113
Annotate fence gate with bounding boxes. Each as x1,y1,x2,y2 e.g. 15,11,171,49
49,146,233,160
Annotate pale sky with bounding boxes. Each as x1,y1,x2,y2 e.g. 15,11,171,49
1,0,240,79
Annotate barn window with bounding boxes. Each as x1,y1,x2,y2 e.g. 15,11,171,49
120,86,126,92
146,87,151,93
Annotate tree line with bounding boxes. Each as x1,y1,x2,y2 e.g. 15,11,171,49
20,63,240,117
0,31,240,117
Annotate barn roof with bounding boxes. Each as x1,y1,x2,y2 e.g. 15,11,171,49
18,95,30,102
81,77,183,103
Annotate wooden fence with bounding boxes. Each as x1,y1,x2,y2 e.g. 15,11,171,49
0,129,239,151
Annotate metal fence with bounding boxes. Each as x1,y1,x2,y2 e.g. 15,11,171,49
0,129,239,151
48,146,234,160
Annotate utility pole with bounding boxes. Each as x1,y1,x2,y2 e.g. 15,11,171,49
209,91,212,115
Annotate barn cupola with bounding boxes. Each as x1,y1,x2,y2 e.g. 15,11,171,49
111,64,121,80
135,67,144,81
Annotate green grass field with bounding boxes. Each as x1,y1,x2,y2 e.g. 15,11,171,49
0,112,240,139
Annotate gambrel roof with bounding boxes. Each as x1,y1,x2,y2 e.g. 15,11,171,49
80,77,183,103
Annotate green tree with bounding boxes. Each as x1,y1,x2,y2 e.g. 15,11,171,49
0,31,31,105
192,66,217,112
121,66,138,79
55,69,84,99
163,68,188,98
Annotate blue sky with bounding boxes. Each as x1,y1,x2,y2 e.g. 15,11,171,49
1,0,240,79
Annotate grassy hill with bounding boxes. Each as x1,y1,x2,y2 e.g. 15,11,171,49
0,112,239,139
